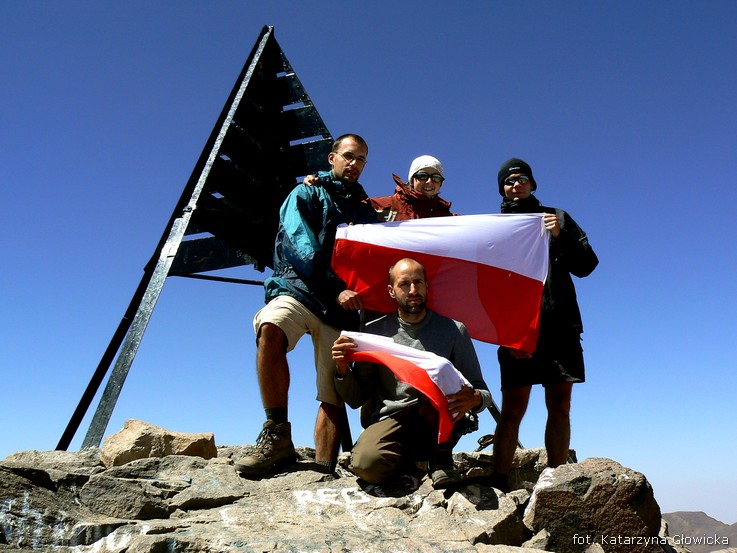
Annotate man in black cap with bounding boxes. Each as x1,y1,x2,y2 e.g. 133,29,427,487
490,158,598,493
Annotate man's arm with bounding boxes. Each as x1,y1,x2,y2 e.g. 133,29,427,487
551,210,599,278
448,322,493,415
278,184,347,299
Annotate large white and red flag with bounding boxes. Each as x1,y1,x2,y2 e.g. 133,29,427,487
341,330,471,443
332,214,549,353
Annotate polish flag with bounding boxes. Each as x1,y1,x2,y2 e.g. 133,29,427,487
332,214,549,353
341,330,471,443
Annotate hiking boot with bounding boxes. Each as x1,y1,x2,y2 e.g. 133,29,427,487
430,464,461,489
235,420,296,475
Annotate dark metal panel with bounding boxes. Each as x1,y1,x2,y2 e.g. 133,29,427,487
169,237,256,276
288,138,333,178
270,71,312,107
281,106,333,141
189,194,275,269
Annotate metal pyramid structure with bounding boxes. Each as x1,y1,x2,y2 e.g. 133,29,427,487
58,26,333,450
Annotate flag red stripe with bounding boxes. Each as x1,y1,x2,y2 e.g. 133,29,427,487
333,239,543,352
348,350,455,443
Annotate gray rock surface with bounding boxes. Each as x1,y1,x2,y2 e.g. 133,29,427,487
0,420,693,552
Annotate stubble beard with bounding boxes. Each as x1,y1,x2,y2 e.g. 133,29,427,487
399,296,425,315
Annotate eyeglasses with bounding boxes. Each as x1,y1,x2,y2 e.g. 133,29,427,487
414,172,444,184
334,151,367,166
504,175,530,186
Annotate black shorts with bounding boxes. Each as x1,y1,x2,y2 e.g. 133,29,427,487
498,332,585,391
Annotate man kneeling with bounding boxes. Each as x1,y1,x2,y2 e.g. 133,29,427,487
332,258,492,488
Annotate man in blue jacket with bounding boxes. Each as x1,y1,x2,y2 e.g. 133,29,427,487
236,134,379,476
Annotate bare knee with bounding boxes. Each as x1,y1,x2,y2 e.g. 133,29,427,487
319,402,344,422
545,383,573,417
255,323,288,372
500,387,531,425
257,322,288,350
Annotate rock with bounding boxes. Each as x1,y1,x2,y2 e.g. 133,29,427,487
0,422,684,553
523,458,663,553
455,448,576,493
1,445,540,551
475,547,551,552
79,455,247,520
446,484,529,545
99,419,217,467
523,528,551,550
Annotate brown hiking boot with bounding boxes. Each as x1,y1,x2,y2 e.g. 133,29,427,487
235,420,296,475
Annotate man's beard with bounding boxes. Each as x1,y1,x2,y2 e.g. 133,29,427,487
398,295,425,314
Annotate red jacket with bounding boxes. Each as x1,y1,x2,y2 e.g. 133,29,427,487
370,175,454,221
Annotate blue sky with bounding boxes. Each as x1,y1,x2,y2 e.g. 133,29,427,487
2,1,736,525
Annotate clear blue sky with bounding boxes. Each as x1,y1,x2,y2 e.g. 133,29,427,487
2,1,736,525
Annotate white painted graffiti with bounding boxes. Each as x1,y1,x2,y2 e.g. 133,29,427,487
293,487,372,506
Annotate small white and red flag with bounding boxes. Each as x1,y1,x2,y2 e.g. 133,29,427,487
341,330,471,443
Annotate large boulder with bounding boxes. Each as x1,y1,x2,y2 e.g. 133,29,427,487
99,419,217,467
523,458,664,553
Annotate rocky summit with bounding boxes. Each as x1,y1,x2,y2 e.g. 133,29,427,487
0,420,697,553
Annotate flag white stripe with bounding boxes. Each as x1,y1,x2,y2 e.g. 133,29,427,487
335,213,549,282
342,331,471,396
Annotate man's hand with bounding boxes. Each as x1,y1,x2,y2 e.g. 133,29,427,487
303,174,319,186
543,213,561,238
337,289,363,311
332,335,356,377
446,384,482,418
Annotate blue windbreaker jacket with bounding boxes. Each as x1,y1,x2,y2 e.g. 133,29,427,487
264,171,378,330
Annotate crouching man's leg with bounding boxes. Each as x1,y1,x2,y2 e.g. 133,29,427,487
426,405,464,489
349,415,405,484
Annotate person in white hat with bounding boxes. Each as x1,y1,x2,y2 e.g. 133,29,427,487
370,155,454,221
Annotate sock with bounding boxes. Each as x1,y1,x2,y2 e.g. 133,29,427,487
315,459,336,472
265,407,288,424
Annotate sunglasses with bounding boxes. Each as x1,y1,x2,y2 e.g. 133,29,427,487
504,175,530,186
414,172,444,184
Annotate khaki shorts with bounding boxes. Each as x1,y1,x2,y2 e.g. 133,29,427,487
253,295,342,406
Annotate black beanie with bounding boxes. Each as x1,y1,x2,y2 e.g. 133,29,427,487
497,158,537,196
